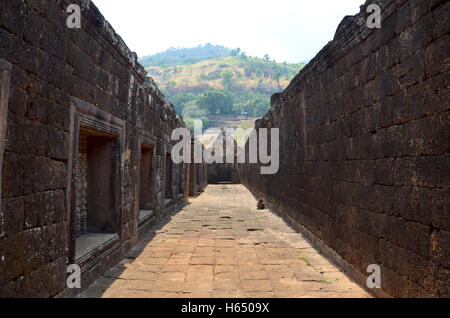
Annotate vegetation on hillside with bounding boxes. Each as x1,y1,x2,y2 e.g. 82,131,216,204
140,44,232,68
139,45,305,130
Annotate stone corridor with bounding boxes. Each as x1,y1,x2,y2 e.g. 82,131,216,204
78,185,370,298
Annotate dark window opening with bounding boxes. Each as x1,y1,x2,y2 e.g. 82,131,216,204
139,145,155,210
165,152,173,199
178,165,184,195
75,128,118,237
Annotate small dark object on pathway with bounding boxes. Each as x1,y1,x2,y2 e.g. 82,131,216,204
257,199,265,210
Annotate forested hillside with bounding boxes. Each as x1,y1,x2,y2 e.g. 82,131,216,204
140,44,305,130
140,44,232,67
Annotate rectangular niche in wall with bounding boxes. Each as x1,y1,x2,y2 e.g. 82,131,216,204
178,164,184,195
165,152,173,200
140,145,155,210
139,140,156,226
0,59,12,228
83,128,118,233
69,97,124,264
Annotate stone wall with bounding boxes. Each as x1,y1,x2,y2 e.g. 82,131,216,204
194,163,208,194
0,0,202,297
238,0,449,297
188,138,208,196
207,131,240,184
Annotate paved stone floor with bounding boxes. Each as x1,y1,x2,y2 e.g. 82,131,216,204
78,184,371,298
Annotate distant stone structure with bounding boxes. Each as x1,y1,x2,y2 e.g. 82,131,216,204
207,130,240,184
238,0,449,297
0,0,207,297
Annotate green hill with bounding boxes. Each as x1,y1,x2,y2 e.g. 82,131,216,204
139,45,305,130
140,43,232,67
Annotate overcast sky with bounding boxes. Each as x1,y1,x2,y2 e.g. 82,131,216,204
92,0,362,63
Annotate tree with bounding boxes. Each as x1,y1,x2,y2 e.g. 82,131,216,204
274,71,282,87
244,66,252,78
221,70,234,88
263,54,270,61
182,101,209,131
246,95,269,116
230,48,241,56
197,89,234,115
182,101,205,118
171,92,197,114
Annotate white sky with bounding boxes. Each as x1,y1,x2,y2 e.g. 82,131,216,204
91,0,362,63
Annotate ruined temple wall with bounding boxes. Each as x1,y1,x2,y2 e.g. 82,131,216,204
238,0,449,297
0,0,191,297
206,133,240,184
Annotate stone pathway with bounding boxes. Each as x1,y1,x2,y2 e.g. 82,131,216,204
78,184,371,298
